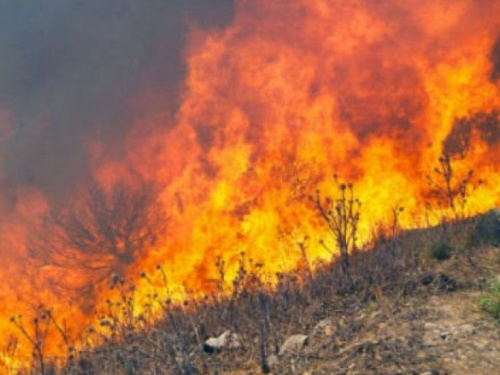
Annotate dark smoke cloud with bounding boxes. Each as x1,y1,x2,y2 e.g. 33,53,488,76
444,111,500,158
0,0,234,203
492,36,500,82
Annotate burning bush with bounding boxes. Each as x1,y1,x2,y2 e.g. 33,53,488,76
30,179,167,299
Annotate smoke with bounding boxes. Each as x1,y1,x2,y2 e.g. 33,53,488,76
0,0,235,203
492,36,500,81
444,111,500,158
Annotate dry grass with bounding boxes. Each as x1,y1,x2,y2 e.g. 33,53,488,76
6,213,495,375
5,157,497,374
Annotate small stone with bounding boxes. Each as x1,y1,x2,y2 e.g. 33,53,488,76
279,334,308,356
203,330,241,354
313,319,334,336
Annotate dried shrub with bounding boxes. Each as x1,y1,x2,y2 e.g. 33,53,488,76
427,241,453,261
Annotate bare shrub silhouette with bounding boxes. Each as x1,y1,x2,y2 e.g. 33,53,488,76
30,178,167,298
425,153,481,221
311,176,361,282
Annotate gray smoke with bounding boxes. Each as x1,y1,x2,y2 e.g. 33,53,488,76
0,0,234,203
492,36,500,82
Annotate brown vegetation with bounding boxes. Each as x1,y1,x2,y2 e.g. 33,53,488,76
5,158,500,375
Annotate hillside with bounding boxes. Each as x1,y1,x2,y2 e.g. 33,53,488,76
23,210,498,375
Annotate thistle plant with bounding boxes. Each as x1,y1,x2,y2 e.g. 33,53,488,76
311,176,361,281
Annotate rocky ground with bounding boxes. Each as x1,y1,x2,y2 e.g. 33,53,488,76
211,245,500,375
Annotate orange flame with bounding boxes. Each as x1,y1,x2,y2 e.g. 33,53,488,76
105,0,500,291
2,0,500,369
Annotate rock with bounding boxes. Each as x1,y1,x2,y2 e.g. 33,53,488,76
278,334,308,356
313,318,335,336
472,208,500,246
203,330,241,354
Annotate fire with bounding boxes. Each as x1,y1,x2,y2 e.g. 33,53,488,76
1,0,500,369
119,0,500,286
